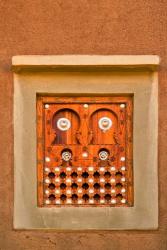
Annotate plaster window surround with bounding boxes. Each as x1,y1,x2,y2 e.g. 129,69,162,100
13,55,159,230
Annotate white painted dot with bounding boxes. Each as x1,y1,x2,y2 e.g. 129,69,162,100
55,177,60,182
55,189,60,194
67,198,72,204
120,104,125,108
45,199,50,204
83,104,89,108
121,166,126,171
89,199,94,204
89,189,94,194
45,157,50,162
100,178,105,183
88,166,94,171
110,166,116,171
121,198,126,204
77,178,82,183
111,199,116,204
77,167,82,171
89,178,94,183
121,188,126,193
121,177,126,182
45,178,50,184
78,199,82,204
66,167,72,171
78,189,82,194
100,167,105,172
82,152,88,158
55,199,60,204
44,167,50,172
120,157,125,162
66,178,71,183
45,190,49,194
54,167,60,172
45,104,50,109
111,178,115,183
66,189,71,195
100,199,105,204
111,189,116,194
100,188,105,193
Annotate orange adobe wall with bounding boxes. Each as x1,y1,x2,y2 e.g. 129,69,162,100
0,1,167,249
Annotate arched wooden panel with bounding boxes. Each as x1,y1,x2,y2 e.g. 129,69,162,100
52,108,80,145
90,108,118,145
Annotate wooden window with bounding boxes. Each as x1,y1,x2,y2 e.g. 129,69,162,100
37,96,133,207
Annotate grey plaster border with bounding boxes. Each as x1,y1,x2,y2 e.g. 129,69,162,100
13,56,159,230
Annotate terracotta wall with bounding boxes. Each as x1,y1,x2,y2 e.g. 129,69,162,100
0,1,167,249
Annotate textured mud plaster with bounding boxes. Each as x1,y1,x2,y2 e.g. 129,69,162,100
13,56,159,230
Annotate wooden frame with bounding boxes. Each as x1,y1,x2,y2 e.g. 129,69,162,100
37,95,133,207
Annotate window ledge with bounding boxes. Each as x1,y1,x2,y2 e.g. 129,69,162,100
12,55,160,72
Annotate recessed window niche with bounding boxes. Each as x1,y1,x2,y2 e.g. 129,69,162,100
13,55,159,230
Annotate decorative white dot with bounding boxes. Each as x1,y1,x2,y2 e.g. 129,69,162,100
45,157,50,162
100,188,105,193
100,178,105,183
55,199,60,204
45,199,50,204
110,166,116,171
66,189,71,195
77,178,82,183
121,177,126,182
67,198,72,204
55,177,60,182
100,167,105,172
54,167,60,172
66,167,72,171
89,199,94,204
55,189,60,194
121,166,126,171
89,178,94,183
100,199,105,204
82,152,88,158
78,199,82,204
111,199,116,204
120,157,125,162
77,167,82,171
45,190,49,194
111,189,116,194
120,104,126,108
45,178,50,184
78,189,82,194
89,189,94,194
121,198,126,204
88,166,94,171
121,188,126,193
83,104,89,108
66,178,71,183
44,167,50,172
110,178,115,183
45,104,50,109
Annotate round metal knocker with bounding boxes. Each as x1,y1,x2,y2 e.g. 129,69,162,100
98,117,112,131
99,150,109,161
62,151,72,161
57,118,71,131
